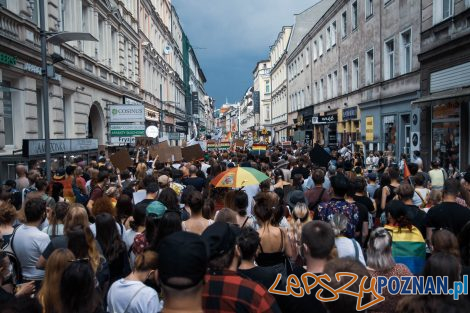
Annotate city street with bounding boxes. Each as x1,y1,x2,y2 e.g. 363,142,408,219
0,0,470,312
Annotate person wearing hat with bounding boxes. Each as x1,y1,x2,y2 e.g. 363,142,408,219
201,222,281,313
157,231,208,313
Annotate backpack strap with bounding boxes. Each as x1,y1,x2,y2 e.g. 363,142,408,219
123,285,147,313
352,238,359,261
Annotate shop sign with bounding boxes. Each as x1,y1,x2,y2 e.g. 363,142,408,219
145,109,159,122
123,97,142,106
343,107,357,121
432,102,460,120
168,132,180,140
365,116,374,141
24,63,61,81
0,52,16,66
109,104,145,123
110,137,136,145
23,138,98,157
110,124,145,137
318,114,338,123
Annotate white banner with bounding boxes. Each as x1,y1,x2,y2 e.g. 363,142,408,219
110,137,136,144
109,104,145,123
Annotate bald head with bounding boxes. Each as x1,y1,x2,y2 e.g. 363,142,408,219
189,165,198,175
16,165,26,176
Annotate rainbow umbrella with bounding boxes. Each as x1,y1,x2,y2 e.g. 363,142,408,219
210,167,269,188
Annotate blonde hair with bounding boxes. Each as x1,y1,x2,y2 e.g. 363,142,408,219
64,204,89,233
38,248,75,313
135,163,147,181
329,213,349,237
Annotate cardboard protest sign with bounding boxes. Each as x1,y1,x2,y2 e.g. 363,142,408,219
110,149,133,171
234,139,245,149
182,144,204,161
148,141,170,160
309,144,332,168
219,141,231,150
135,137,154,147
170,146,183,162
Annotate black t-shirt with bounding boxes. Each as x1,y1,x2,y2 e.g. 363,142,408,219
238,266,279,290
426,202,470,236
182,177,206,191
405,205,427,238
354,201,369,242
281,268,327,313
0,287,14,305
353,195,375,213
291,167,310,179
134,199,154,212
378,158,385,173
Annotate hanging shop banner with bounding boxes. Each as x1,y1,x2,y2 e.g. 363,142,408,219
110,137,136,145
110,124,145,137
109,104,145,123
365,116,374,141
23,139,98,157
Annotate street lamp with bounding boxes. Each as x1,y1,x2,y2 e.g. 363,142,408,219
39,1,97,181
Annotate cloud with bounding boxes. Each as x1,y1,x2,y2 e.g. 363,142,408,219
172,0,320,106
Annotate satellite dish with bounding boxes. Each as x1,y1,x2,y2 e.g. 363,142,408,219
163,45,173,55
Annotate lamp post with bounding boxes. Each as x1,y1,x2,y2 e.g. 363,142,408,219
39,1,97,181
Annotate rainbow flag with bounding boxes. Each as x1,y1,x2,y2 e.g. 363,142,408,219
384,224,426,275
250,144,267,156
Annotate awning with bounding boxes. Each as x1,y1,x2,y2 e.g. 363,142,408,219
412,88,470,104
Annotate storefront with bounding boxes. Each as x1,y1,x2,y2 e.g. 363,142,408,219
414,97,469,170
313,113,338,147
360,92,419,159
337,107,360,147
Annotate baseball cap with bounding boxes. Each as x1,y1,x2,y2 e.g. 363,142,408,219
158,175,171,186
146,201,166,218
288,190,307,209
157,231,208,289
201,222,241,260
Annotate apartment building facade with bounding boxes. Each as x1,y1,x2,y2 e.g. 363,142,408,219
414,0,470,170
270,26,292,143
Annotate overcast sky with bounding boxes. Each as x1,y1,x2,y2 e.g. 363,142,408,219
172,0,320,108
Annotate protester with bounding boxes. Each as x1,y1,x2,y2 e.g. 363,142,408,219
60,260,103,313
428,160,447,190
182,165,206,191
107,251,160,313
384,200,426,275
366,227,413,313
12,198,50,283
157,231,208,313
304,168,330,210
37,248,75,313
0,201,16,247
396,183,427,237
42,202,69,237
0,251,35,304
330,213,365,265
201,222,281,313
182,191,213,234
426,179,470,242
314,174,359,239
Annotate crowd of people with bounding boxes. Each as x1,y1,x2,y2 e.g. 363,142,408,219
0,144,470,313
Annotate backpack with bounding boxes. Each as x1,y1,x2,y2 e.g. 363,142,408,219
1,225,23,284
72,177,89,205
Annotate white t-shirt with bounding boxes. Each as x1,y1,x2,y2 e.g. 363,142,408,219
107,279,160,313
123,229,140,266
42,224,64,237
12,224,51,280
334,237,366,266
412,187,431,207
244,184,260,216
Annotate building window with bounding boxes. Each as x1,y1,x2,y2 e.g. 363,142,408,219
342,65,348,94
319,36,324,56
36,89,43,139
366,49,374,84
352,1,358,31
341,11,347,38
433,0,454,24
326,27,331,50
365,0,373,18
2,81,13,145
400,29,412,74
319,79,324,102
265,80,270,94
331,21,337,46
384,38,395,80
314,81,318,103
327,73,332,99
352,59,359,90
313,41,318,60
333,70,338,97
